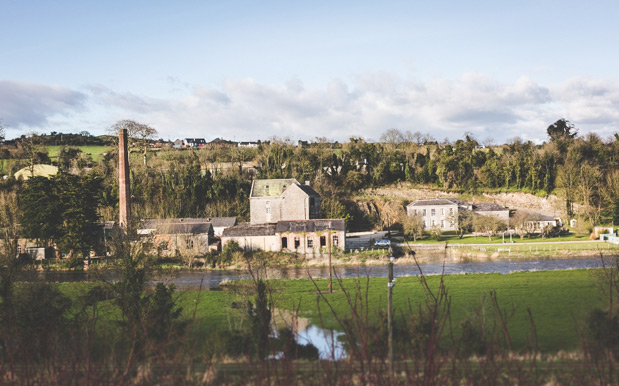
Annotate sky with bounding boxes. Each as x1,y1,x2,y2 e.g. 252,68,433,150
2,0,619,143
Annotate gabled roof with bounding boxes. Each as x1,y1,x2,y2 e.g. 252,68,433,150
206,217,237,228
275,219,345,233
250,178,299,197
525,213,556,221
222,223,277,237
295,183,321,197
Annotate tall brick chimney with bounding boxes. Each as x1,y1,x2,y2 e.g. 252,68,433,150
118,128,131,228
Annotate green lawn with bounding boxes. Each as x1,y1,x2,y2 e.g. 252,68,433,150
411,233,601,245
51,269,610,354
47,145,112,162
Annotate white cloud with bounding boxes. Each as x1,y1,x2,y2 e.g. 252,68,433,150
3,75,619,142
0,80,86,130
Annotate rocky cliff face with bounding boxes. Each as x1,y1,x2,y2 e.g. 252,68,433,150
350,183,567,231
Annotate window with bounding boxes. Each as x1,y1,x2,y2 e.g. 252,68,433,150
432,220,436,227
332,235,339,246
320,235,326,247
450,208,454,215
307,238,314,248
294,237,300,249
424,220,428,228
186,239,194,249
281,237,288,249
265,185,269,193
266,207,270,214
441,220,445,228
422,209,427,216
431,209,436,216
441,208,445,215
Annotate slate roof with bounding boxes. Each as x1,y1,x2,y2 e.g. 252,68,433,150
205,217,237,228
407,199,459,207
222,223,277,237
275,219,346,233
250,178,298,197
295,184,321,197
155,222,212,235
472,203,507,212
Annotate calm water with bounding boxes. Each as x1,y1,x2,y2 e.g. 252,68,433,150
33,256,615,290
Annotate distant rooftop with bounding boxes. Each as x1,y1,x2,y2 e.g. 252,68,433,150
222,223,277,237
275,219,345,233
408,198,458,207
250,178,298,197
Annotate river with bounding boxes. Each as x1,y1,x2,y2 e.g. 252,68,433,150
32,255,615,290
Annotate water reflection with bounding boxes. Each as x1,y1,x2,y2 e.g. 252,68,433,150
297,325,345,360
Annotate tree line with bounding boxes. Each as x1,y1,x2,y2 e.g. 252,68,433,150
1,119,618,258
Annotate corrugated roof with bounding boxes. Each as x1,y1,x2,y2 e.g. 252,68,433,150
141,218,211,229
275,219,345,233
222,223,277,237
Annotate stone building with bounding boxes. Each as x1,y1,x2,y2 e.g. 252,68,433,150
139,218,216,257
221,219,346,255
407,199,461,231
221,223,279,252
249,178,321,224
472,203,511,225
276,219,345,255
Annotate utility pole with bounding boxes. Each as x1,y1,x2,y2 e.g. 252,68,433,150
328,222,333,293
387,255,396,378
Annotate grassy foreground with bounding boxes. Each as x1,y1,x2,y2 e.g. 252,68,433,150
50,268,610,354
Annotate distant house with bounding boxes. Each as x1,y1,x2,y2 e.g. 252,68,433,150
523,213,561,232
182,138,207,148
406,199,462,231
238,141,262,148
472,202,511,225
407,198,511,231
249,179,321,224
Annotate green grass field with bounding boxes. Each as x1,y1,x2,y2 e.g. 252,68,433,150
267,269,608,352
52,269,610,354
411,233,597,244
46,145,112,162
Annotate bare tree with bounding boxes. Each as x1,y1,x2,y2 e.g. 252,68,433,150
110,120,157,166
401,212,424,242
473,214,507,241
511,211,536,240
